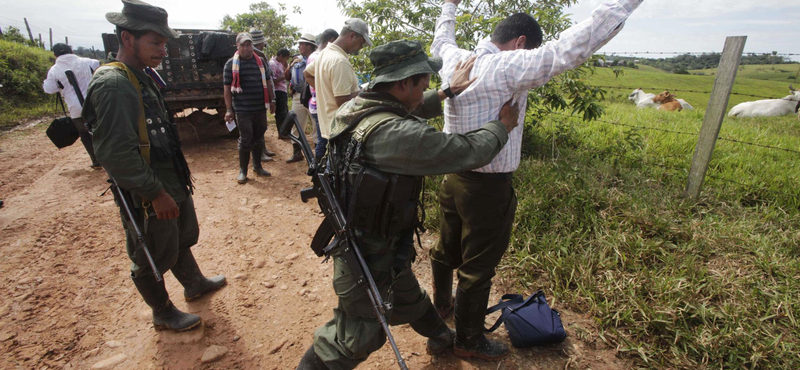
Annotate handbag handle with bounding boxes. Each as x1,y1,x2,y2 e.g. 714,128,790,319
484,294,524,332
55,94,68,116
483,292,546,333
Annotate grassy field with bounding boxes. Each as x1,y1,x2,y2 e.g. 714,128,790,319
690,63,800,83
424,67,800,368
586,65,797,111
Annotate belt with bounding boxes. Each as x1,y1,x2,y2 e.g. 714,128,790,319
456,171,513,182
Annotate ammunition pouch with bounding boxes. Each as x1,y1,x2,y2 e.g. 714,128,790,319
346,165,422,238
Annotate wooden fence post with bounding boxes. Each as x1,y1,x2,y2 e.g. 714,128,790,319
65,36,69,45
49,28,53,50
684,36,747,199
24,18,34,43
39,33,43,49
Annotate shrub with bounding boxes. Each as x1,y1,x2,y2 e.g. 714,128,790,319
0,39,53,101
0,39,55,129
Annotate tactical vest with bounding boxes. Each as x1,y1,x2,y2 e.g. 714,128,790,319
94,63,194,195
328,107,425,238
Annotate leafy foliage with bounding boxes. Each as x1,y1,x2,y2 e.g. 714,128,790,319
336,0,607,122
0,39,54,129
0,26,39,48
220,2,301,58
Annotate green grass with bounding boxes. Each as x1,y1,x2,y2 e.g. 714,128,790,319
586,66,797,111
0,96,55,130
424,101,800,369
0,39,56,130
690,64,800,83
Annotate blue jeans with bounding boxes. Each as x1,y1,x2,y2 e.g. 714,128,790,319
312,113,328,160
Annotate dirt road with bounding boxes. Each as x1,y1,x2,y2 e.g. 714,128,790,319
0,117,630,370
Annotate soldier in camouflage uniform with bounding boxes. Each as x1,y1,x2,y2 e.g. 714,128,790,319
82,0,226,332
296,40,519,369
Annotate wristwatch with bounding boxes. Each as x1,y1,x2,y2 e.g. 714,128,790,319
442,83,456,99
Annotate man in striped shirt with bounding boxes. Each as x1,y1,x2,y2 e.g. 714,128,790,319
429,0,643,360
224,33,274,184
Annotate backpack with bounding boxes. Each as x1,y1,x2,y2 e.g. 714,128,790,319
289,57,307,93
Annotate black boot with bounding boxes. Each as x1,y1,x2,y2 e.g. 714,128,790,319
431,260,455,319
453,287,509,360
296,346,327,370
237,149,250,184
257,139,275,161
252,146,272,177
79,131,101,168
410,303,456,355
170,249,227,301
131,273,201,332
286,143,304,163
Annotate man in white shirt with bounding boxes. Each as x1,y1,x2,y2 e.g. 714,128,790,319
42,43,101,168
429,0,643,360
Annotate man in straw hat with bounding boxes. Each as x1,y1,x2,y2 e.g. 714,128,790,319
82,0,226,333
295,39,519,369
284,33,317,164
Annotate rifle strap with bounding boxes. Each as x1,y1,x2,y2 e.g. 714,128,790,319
102,62,151,165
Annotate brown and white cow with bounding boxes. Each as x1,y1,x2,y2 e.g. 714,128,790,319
653,91,683,112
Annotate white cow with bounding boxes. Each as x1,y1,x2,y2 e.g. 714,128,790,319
728,90,800,117
629,88,694,110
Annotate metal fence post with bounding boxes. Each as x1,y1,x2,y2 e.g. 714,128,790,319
684,36,747,200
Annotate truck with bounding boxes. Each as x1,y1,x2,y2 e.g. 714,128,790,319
101,29,236,119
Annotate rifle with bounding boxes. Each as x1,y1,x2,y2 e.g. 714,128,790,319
284,112,409,370
106,178,163,282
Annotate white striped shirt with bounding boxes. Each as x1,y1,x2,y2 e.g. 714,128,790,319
42,54,100,119
432,0,642,173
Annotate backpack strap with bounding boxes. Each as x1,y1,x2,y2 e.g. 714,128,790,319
103,62,151,165
484,294,526,333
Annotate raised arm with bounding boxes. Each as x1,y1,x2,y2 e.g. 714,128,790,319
431,1,471,64
504,0,642,92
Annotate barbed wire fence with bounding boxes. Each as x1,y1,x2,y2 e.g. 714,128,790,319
546,107,800,204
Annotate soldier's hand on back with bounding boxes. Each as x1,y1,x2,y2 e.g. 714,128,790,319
449,56,478,95
151,189,180,219
499,99,520,133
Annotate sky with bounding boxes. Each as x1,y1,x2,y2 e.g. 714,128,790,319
2,0,798,61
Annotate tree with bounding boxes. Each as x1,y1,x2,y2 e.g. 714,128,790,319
220,2,302,58
0,26,36,47
336,0,607,121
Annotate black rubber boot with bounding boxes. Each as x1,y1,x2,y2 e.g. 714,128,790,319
257,139,275,161
170,249,227,301
79,131,101,168
237,149,249,184
410,303,456,355
286,143,304,163
131,273,201,332
431,260,455,319
252,146,272,177
296,346,328,370
453,287,509,360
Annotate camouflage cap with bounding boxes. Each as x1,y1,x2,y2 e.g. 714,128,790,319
105,0,179,39
367,40,442,89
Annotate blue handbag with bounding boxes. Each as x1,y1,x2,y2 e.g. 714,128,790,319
484,291,567,348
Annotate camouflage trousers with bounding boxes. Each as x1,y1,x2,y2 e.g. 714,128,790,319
312,230,432,370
